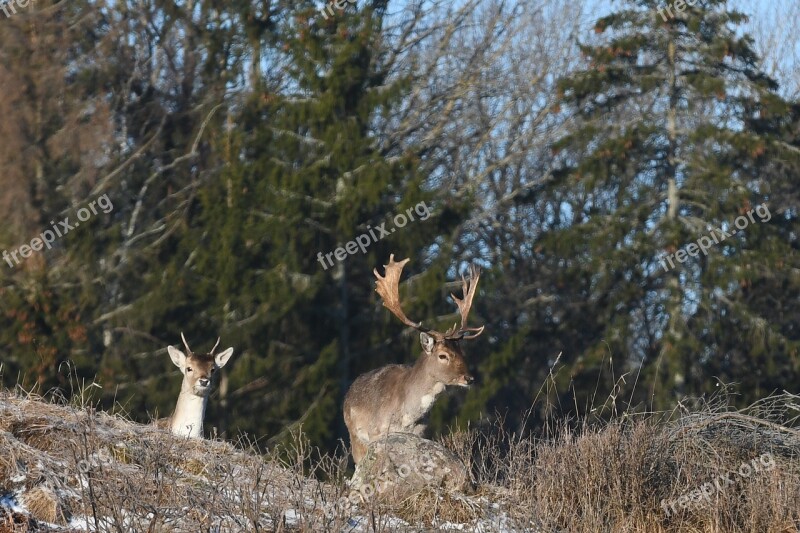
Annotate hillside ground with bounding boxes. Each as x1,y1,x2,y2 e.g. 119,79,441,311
0,387,799,532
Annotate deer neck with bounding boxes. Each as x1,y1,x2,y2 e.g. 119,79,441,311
405,358,446,413
170,381,208,438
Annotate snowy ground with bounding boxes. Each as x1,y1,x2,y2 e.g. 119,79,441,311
0,391,525,532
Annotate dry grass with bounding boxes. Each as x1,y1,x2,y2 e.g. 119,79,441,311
441,393,800,532
0,386,799,532
0,388,350,532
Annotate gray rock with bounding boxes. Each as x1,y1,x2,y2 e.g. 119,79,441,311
349,433,470,503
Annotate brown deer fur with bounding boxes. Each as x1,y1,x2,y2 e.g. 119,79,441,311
155,334,234,438
344,255,484,463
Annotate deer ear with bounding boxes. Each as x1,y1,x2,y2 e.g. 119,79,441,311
215,347,234,368
167,346,186,368
420,332,435,354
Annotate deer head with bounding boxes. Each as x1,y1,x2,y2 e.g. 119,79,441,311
167,333,234,397
374,254,484,387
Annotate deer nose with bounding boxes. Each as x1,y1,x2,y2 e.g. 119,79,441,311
465,375,475,385
198,378,210,387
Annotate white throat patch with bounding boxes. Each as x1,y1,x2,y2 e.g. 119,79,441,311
420,382,446,410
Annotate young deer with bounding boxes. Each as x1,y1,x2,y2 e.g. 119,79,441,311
344,255,484,463
156,333,234,438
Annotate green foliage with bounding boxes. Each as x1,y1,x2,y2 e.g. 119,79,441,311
108,0,462,451
546,0,800,411
0,0,797,463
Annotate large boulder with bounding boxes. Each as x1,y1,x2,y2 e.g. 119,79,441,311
348,433,470,503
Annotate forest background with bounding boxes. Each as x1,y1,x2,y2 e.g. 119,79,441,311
0,0,798,457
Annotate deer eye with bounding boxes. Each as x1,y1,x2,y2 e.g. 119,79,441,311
186,367,192,373
210,367,216,373
438,354,448,361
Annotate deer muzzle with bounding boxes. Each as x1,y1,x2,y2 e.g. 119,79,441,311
458,374,475,387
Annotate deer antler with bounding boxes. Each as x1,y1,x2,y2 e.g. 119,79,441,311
445,265,484,340
209,337,221,355
374,255,430,334
180,332,192,354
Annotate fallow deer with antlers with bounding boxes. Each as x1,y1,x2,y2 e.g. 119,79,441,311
343,255,484,463
155,333,234,438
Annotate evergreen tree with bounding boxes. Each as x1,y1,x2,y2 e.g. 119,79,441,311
544,0,800,412
0,0,114,392
92,0,257,423
162,0,461,450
